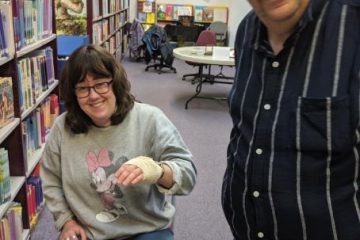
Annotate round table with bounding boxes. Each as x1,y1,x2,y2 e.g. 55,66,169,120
173,46,235,109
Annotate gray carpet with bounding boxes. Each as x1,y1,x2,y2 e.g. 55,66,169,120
31,58,235,240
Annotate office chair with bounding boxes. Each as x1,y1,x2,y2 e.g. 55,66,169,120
182,30,217,83
143,24,177,74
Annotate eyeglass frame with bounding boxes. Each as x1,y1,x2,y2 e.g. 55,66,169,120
74,80,113,98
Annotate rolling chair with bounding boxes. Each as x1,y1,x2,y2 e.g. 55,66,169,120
142,24,177,74
182,30,217,83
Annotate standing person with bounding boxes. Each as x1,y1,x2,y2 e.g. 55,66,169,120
41,44,196,240
222,1,360,239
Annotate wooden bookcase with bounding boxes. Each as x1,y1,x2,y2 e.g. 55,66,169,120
88,0,130,59
137,0,156,31
0,0,59,238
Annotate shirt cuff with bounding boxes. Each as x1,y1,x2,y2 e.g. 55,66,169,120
55,212,74,231
156,161,181,194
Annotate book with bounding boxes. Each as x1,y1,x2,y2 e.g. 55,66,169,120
137,12,146,22
194,6,203,22
49,94,59,126
7,202,23,240
0,77,14,128
1,217,10,240
6,206,16,240
0,1,15,58
202,7,214,22
0,148,10,205
146,12,155,24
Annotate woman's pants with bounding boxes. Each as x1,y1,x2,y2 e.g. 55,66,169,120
129,228,174,240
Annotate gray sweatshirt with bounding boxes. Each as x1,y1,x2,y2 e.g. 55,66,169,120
41,102,196,239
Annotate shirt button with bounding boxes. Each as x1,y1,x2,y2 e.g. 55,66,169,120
257,232,264,238
255,148,263,155
272,61,280,68
253,191,260,198
263,104,271,110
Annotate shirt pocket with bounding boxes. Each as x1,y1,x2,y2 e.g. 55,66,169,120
298,95,353,153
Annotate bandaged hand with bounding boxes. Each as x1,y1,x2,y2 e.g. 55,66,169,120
115,156,164,186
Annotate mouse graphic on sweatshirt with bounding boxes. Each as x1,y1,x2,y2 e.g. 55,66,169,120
86,148,128,223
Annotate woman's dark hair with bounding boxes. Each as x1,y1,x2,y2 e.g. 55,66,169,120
60,44,135,134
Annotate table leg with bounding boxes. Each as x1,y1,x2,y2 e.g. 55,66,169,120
185,65,233,109
185,65,205,109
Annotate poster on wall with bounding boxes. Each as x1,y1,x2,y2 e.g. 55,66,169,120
55,0,87,35
194,6,228,23
157,4,192,21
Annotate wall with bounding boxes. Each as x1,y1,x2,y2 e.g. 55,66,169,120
129,0,251,47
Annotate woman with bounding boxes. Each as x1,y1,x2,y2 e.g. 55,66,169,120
41,44,197,240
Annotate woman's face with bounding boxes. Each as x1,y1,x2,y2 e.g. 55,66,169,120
248,0,308,25
75,74,116,127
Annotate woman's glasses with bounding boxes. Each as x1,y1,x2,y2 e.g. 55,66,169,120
75,80,113,98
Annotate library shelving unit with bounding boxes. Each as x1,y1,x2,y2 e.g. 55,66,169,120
88,0,130,59
137,0,156,31
0,0,59,239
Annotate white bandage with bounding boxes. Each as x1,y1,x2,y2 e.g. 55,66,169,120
124,156,163,184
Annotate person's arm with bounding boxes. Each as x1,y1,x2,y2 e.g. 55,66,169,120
115,107,196,195
40,122,76,231
149,108,197,195
115,159,174,189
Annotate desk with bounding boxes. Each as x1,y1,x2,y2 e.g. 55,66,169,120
164,25,205,45
173,46,235,109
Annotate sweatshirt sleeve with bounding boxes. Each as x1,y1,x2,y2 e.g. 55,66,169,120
149,108,197,195
40,119,74,231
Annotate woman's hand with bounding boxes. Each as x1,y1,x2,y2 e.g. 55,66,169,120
115,163,144,186
60,219,87,240
115,156,174,188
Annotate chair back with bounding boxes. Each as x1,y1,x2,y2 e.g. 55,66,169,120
195,30,217,47
208,21,227,44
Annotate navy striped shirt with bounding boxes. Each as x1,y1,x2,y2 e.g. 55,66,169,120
222,1,360,239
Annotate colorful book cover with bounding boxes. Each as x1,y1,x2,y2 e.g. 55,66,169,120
6,207,16,240
0,148,11,205
8,202,23,240
146,12,155,24
165,4,173,21
56,0,87,35
156,4,165,21
0,9,6,57
1,217,10,240
45,47,55,85
194,6,204,22
142,2,152,13
0,1,15,57
0,77,14,128
49,94,59,126
202,7,214,22
137,12,146,22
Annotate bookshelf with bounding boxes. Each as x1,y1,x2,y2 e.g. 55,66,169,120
88,0,130,59
0,0,60,238
137,0,156,31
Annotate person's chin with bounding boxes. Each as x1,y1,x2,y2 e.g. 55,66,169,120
92,118,111,128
